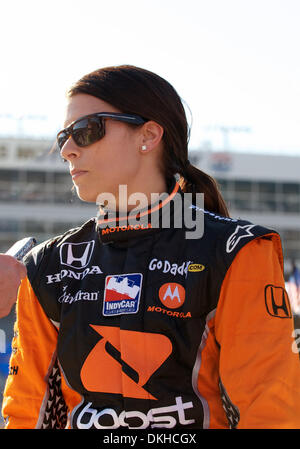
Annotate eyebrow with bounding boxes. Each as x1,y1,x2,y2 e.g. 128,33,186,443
63,114,82,128
62,112,96,128
63,120,73,129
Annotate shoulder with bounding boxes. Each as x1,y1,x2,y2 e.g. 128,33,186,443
227,236,283,282
190,204,282,269
23,218,97,284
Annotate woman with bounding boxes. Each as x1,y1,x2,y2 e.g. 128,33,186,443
2,65,300,429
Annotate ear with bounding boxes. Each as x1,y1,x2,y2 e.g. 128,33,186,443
139,121,164,153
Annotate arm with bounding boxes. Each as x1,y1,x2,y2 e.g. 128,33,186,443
215,236,300,429
1,277,62,428
0,255,27,318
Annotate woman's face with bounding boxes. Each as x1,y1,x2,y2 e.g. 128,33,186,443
60,94,144,203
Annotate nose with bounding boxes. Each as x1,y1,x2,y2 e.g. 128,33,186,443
60,137,81,162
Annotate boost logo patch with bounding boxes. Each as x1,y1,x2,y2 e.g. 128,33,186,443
103,273,142,316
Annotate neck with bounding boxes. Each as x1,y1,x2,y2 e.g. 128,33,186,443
114,170,168,213
96,177,180,245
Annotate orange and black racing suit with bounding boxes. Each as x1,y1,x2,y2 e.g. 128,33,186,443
2,182,300,429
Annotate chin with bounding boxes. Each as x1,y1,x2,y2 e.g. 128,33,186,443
75,187,97,203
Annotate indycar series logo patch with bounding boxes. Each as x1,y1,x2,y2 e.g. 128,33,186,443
102,273,143,316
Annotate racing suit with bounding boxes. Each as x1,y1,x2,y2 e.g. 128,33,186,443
2,181,300,429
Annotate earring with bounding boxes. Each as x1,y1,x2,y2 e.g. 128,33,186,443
141,145,147,151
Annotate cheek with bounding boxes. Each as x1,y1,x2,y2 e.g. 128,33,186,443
78,142,138,199
98,132,139,175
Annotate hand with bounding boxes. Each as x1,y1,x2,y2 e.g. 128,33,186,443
0,254,27,318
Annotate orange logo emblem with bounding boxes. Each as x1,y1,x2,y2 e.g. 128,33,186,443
158,283,185,309
80,326,172,400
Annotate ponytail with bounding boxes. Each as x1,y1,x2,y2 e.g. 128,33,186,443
162,150,229,218
181,162,229,217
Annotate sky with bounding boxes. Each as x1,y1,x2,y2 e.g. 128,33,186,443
0,0,300,155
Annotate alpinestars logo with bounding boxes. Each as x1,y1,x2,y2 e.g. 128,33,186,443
226,224,256,253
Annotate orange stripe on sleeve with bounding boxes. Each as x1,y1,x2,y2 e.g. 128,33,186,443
2,277,59,428
215,236,300,429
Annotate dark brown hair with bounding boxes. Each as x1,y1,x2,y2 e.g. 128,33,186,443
68,65,229,216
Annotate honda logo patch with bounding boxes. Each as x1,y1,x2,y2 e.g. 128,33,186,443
264,284,292,319
60,241,95,269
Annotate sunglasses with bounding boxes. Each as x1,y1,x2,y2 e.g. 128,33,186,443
56,112,147,151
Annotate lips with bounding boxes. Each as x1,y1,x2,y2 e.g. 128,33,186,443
70,169,88,179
